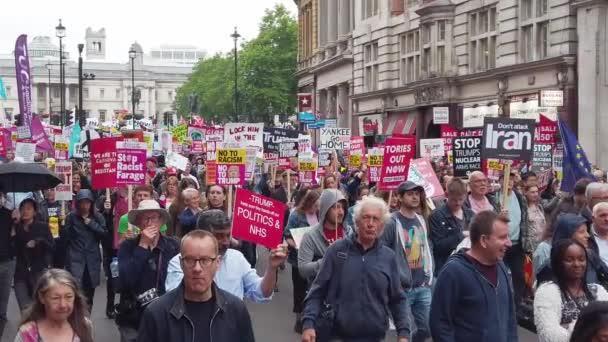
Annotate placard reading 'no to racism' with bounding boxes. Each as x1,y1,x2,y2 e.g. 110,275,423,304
216,148,246,186
232,188,286,249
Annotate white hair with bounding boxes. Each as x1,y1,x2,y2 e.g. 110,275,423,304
593,202,608,217
586,182,608,201
182,188,200,200
353,195,391,228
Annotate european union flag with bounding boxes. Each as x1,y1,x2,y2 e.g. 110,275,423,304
558,119,596,192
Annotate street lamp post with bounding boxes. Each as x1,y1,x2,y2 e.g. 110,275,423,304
129,48,136,130
55,19,66,127
230,27,240,122
78,44,84,127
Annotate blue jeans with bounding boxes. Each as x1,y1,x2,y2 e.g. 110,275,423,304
406,286,431,342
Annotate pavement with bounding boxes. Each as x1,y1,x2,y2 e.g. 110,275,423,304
1,247,539,342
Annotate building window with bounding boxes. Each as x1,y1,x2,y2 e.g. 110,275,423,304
99,110,107,122
5,87,10,98
469,7,497,72
53,87,60,98
522,0,533,20
363,41,379,91
151,51,161,58
537,21,549,59
185,51,195,59
521,25,533,62
519,0,550,62
422,23,432,45
116,89,121,99
537,0,548,17
168,90,173,100
422,48,431,76
162,51,171,59
84,88,89,99
362,0,379,19
100,88,105,99
438,20,446,42
400,30,421,84
437,46,446,75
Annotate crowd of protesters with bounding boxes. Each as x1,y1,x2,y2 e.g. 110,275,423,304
3,149,608,342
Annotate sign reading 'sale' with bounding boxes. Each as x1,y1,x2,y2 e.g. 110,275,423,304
481,117,536,161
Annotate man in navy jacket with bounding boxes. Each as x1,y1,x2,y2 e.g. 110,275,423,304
430,210,518,342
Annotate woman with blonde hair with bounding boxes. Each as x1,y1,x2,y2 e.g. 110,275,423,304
15,268,93,342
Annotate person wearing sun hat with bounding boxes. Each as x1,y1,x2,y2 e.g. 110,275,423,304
116,199,179,342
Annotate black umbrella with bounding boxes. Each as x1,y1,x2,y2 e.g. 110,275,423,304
0,162,63,193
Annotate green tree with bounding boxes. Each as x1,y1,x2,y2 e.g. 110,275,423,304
175,4,297,124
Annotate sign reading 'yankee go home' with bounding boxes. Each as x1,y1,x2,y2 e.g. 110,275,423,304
481,117,536,161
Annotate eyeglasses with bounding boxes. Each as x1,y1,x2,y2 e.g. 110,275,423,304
139,215,161,224
181,256,218,269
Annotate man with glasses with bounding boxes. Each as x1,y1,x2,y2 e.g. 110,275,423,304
116,200,180,342
165,209,287,302
464,171,499,214
138,229,255,342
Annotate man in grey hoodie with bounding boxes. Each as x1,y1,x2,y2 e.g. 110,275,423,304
298,189,350,283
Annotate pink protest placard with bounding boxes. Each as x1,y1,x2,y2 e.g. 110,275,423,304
409,158,445,199
232,188,286,249
378,137,415,191
115,141,146,186
91,137,121,189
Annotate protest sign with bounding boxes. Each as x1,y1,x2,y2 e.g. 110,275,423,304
0,130,7,156
121,130,144,142
216,148,246,186
320,128,351,150
245,147,258,180
290,227,314,249
224,123,264,148
452,137,482,177
532,144,554,172
409,158,445,198
206,141,217,185
160,130,172,151
192,140,205,154
318,149,332,168
279,141,298,170
349,136,365,169
15,142,35,162
298,156,317,186
367,147,384,183
419,139,445,159
187,125,205,141
90,137,120,189
481,117,536,161
298,134,312,154
54,136,69,160
143,132,154,156
232,188,286,249
378,137,415,191
205,126,224,142
54,161,73,201
115,141,146,186
166,151,189,171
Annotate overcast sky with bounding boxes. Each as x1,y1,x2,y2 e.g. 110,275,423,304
0,0,297,61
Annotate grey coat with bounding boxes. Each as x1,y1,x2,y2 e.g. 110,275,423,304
298,189,350,282
63,211,107,287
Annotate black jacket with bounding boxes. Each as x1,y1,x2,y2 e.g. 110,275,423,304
137,283,255,342
63,211,106,288
0,207,14,261
14,221,54,284
429,203,475,275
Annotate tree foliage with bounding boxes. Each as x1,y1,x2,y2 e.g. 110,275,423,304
175,4,297,124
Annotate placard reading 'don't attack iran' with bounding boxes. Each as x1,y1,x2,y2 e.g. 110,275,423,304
481,117,536,161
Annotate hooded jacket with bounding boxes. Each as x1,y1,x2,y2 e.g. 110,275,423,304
536,213,608,285
298,189,350,282
429,251,518,342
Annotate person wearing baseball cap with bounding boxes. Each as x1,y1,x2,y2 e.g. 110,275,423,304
380,180,432,342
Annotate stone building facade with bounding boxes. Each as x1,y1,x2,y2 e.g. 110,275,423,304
296,0,608,165
0,30,195,125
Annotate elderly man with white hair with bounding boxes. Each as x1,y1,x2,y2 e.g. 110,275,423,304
301,196,410,342
176,188,202,236
582,182,608,229
592,202,608,265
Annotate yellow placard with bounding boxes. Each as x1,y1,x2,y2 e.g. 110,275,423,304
349,154,362,168
299,161,317,172
49,217,59,238
488,160,504,171
54,142,69,151
368,155,383,167
217,149,246,165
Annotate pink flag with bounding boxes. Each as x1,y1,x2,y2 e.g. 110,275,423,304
29,117,54,154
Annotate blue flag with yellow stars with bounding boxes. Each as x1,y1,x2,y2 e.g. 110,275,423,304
558,119,596,192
